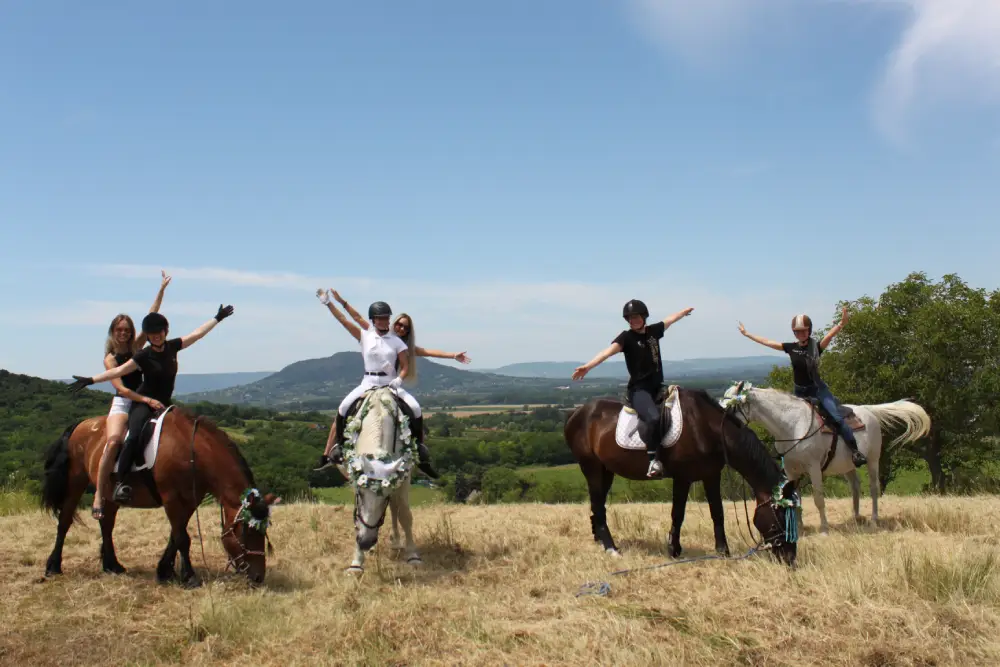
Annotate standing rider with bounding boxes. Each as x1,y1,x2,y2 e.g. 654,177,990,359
315,289,437,478
572,299,694,477
738,306,867,467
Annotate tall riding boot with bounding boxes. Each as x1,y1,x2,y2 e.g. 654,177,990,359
113,437,141,503
412,416,439,479
844,433,867,467
330,412,346,463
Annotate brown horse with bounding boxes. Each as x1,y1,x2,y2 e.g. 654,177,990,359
41,407,279,586
564,387,799,565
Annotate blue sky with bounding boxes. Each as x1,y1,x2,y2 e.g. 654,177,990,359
2,0,997,377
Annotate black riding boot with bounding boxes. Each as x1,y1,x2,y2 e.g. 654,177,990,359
845,435,867,467
411,415,439,479
113,437,141,503
330,412,346,463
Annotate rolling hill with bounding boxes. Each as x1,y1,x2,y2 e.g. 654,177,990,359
481,355,787,379
64,371,276,397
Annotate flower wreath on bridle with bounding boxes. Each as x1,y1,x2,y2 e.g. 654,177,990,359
224,487,274,572
342,389,416,497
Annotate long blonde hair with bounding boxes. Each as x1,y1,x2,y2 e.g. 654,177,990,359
104,314,138,357
393,313,418,384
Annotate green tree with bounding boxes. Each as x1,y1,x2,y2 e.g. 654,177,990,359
768,273,1000,493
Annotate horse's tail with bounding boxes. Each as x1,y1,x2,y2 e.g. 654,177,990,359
864,400,932,449
41,422,81,520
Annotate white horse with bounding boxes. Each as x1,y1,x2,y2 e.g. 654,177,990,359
721,382,931,533
337,386,422,573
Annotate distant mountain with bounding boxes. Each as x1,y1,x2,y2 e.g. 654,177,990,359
181,352,611,408
181,352,781,410
59,371,275,396
482,355,787,379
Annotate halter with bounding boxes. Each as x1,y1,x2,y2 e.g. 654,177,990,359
353,486,389,531
220,489,273,574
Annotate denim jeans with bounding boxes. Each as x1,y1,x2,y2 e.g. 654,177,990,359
794,382,858,447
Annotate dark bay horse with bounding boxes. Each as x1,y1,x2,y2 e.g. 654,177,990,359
565,387,799,565
41,408,279,586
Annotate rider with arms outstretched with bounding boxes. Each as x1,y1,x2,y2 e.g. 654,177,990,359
572,299,694,478
314,289,438,478
738,307,866,467
69,304,236,502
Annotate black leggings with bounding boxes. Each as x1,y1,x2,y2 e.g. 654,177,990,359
630,389,661,458
117,401,154,475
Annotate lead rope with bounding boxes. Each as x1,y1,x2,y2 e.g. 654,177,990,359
188,416,215,617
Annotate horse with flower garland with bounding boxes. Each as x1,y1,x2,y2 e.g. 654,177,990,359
40,408,279,587
337,386,421,573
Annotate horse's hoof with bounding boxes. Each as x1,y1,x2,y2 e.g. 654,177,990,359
406,556,423,566
182,577,203,589
345,566,364,576
44,567,62,577
606,548,621,558
157,571,177,585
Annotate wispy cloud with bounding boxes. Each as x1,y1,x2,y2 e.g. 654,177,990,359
625,0,1000,141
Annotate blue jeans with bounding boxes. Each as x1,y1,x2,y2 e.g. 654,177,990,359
794,382,858,447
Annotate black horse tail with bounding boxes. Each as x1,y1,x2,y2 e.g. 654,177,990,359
41,422,81,520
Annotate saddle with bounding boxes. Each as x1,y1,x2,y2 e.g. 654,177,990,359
117,406,173,473
345,389,414,422
801,398,866,434
615,385,683,450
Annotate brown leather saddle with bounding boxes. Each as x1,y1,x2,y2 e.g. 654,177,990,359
804,400,866,434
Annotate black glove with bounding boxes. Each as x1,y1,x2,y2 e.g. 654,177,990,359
214,304,234,322
68,375,94,393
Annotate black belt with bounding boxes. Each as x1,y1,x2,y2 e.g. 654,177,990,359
365,371,387,376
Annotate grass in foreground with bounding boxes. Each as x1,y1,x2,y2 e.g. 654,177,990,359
3,495,1000,666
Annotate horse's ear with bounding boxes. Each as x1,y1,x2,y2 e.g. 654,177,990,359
264,493,282,506
734,381,745,395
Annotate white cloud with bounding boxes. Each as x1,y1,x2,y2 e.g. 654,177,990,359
625,0,1000,141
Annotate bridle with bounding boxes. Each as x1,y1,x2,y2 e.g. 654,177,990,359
187,414,271,576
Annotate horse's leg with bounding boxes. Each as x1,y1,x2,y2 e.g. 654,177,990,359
808,465,829,535
389,496,403,551
845,469,861,522
867,453,880,525
45,474,89,576
702,473,730,557
99,503,127,574
392,485,421,565
348,540,366,574
157,535,178,583
667,478,691,558
164,502,200,588
583,464,618,555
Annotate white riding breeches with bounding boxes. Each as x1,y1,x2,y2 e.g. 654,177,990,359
108,396,132,417
338,377,422,418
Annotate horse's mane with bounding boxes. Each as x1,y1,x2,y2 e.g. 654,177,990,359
174,407,256,487
687,388,782,491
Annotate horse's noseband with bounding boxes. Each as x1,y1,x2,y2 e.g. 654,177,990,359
354,488,389,531
222,518,269,573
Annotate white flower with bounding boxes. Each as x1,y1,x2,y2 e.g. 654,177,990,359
351,459,364,472
381,479,391,488
357,474,368,486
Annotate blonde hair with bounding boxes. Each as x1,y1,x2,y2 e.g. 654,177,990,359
393,313,418,384
104,314,137,357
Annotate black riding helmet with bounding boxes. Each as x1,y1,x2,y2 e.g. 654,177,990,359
142,312,169,334
368,301,392,319
622,299,649,320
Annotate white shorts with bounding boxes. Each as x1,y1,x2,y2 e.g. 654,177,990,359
108,396,132,417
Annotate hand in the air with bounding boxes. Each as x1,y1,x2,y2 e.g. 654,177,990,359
840,306,849,325
215,304,234,322
738,322,747,336
681,307,694,317
330,289,343,304
160,270,172,291
572,365,589,380
316,288,331,305
69,375,94,393
454,352,471,364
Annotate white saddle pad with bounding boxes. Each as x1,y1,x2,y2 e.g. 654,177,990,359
115,406,173,473
615,388,683,450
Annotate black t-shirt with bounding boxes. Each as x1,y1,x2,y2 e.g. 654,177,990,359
782,338,822,387
112,351,143,393
613,321,666,392
132,338,184,404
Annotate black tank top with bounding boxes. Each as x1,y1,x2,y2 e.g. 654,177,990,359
113,351,143,393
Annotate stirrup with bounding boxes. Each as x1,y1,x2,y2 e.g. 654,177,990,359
112,483,132,503
851,450,868,467
646,460,664,478
313,455,335,471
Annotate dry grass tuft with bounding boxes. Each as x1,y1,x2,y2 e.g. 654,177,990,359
3,495,1000,665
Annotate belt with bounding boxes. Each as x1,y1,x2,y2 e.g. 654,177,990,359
365,371,387,376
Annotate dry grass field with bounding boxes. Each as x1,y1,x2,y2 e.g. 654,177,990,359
3,495,1000,666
